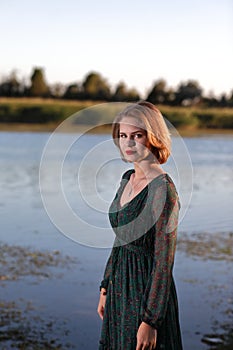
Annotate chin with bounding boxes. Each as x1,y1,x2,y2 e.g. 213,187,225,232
124,157,135,163
125,156,142,163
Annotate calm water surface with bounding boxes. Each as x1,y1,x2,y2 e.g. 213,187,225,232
0,131,233,349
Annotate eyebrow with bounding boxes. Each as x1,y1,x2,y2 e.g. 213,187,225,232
119,130,144,134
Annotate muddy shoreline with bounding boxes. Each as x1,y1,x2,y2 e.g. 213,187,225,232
0,233,232,349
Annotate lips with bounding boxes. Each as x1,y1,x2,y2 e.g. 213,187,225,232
125,150,136,155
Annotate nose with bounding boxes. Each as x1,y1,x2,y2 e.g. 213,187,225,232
127,137,136,147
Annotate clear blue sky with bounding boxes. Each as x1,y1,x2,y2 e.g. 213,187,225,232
1,0,232,97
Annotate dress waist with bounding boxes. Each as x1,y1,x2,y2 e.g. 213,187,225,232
123,243,153,257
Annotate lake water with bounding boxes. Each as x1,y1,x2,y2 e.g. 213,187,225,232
0,131,233,349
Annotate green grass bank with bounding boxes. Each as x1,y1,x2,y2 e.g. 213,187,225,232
0,98,233,133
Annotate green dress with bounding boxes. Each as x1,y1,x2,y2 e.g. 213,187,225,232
99,169,183,350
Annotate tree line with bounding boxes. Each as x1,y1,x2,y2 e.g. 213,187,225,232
0,67,232,108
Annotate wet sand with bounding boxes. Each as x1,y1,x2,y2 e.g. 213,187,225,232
0,232,232,349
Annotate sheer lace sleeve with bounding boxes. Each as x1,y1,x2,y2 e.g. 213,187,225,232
99,248,114,291
140,177,180,329
99,243,121,291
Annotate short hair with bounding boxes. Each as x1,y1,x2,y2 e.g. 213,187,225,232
112,101,171,164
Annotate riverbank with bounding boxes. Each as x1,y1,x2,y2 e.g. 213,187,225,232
1,122,233,137
0,98,233,131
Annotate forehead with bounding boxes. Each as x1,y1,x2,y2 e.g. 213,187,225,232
119,116,146,133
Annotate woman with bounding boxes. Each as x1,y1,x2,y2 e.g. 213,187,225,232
97,101,183,350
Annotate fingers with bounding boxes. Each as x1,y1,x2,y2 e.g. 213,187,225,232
137,345,155,350
97,292,107,320
136,341,156,350
136,322,157,350
97,305,104,320
97,301,104,319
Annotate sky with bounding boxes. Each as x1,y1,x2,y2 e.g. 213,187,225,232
0,0,232,98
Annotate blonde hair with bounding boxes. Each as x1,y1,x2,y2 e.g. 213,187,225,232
112,101,171,164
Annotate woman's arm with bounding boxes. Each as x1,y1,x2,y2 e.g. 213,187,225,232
140,179,180,329
98,244,118,320
99,241,119,291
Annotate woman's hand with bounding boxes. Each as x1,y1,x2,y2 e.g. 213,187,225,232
97,288,107,320
136,322,157,350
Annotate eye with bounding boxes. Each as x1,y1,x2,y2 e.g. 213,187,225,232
119,133,126,138
134,133,143,139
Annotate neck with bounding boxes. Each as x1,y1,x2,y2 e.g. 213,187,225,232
133,159,162,180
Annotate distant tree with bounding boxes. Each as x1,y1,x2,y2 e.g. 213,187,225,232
63,83,81,99
174,80,203,106
147,79,167,104
112,82,140,102
50,83,66,99
202,90,218,107
113,82,128,101
127,88,140,102
203,96,219,108
165,88,176,105
82,72,111,100
0,71,21,97
29,67,50,97
219,93,228,107
228,90,233,107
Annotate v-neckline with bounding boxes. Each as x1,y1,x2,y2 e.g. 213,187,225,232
118,170,167,209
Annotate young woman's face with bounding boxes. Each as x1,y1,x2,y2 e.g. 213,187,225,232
119,117,152,163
